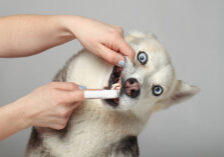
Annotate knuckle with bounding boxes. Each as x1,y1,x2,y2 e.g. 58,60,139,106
59,110,69,118
115,26,124,34
64,117,69,124
53,126,59,130
54,93,69,105
65,82,77,89
110,54,117,63
97,48,105,58
112,32,120,39
68,82,77,89
109,29,120,40
104,52,114,62
54,97,64,105
60,121,68,129
98,52,104,58
53,125,61,130
55,125,65,130
54,119,68,130
61,123,67,129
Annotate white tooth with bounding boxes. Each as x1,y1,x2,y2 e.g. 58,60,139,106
112,83,120,89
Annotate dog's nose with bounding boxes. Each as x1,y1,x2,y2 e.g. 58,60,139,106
124,78,140,98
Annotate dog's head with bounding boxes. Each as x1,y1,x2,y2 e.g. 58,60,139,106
104,31,199,112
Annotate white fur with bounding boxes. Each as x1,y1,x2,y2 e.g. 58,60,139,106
26,31,199,157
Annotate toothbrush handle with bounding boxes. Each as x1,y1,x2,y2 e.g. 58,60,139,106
84,90,120,99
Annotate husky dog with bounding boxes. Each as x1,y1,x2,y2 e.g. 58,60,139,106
26,31,199,157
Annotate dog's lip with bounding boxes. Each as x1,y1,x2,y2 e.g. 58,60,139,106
103,66,123,107
108,66,122,89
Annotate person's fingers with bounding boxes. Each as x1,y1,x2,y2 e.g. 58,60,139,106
50,82,79,91
115,37,135,62
66,102,82,108
62,90,85,104
98,44,125,66
49,118,68,130
114,26,124,36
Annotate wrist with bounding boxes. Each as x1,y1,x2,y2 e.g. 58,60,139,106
10,97,33,129
61,15,83,38
46,15,77,40
0,99,32,140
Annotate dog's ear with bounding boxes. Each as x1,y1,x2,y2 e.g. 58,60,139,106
167,80,200,105
152,80,199,112
125,31,156,42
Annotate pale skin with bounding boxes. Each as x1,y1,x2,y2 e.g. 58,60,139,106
0,15,135,141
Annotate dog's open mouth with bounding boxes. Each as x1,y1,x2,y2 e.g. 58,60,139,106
104,66,123,107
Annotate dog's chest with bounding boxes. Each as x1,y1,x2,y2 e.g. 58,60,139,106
42,102,142,157
45,129,116,157
42,105,139,157
44,125,139,157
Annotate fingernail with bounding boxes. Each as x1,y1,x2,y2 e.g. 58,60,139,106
79,85,87,89
118,60,125,67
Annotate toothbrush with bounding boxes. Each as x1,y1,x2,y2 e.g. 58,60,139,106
84,89,120,99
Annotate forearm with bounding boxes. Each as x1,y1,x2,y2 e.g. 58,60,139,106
0,15,134,65
0,15,77,58
0,98,30,141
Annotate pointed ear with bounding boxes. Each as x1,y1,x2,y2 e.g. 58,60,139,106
125,31,156,42
169,80,200,105
151,80,199,112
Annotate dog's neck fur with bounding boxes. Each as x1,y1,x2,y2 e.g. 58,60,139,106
38,100,150,157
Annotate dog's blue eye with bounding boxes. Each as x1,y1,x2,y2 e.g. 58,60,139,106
152,85,163,96
137,51,148,64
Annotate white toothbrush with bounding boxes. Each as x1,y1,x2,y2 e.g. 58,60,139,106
84,90,120,99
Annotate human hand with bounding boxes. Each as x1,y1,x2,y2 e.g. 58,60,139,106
71,16,135,66
18,82,84,130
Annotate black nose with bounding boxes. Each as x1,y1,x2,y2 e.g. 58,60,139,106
124,78,140,98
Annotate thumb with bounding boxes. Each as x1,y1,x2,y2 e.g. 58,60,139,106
98,45,125,67
63,90,85,104
115,37,135,62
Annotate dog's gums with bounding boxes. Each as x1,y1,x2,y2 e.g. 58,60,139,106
104,66,123,107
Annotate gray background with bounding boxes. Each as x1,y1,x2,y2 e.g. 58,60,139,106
0,0,223,156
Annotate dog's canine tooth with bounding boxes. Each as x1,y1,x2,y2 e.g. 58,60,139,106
111,83,121,90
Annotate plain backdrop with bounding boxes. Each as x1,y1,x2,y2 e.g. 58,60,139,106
0,0,223,157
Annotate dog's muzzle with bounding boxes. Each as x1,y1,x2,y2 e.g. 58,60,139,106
124,78,140,98
104,57,138,107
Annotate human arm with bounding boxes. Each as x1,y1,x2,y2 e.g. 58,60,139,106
0,82,84,141
0,15,134,65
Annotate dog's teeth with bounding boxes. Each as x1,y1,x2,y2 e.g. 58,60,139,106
111,83,121,90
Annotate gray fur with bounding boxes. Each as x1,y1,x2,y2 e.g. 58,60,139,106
109,136,139,157
26,31,198,157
